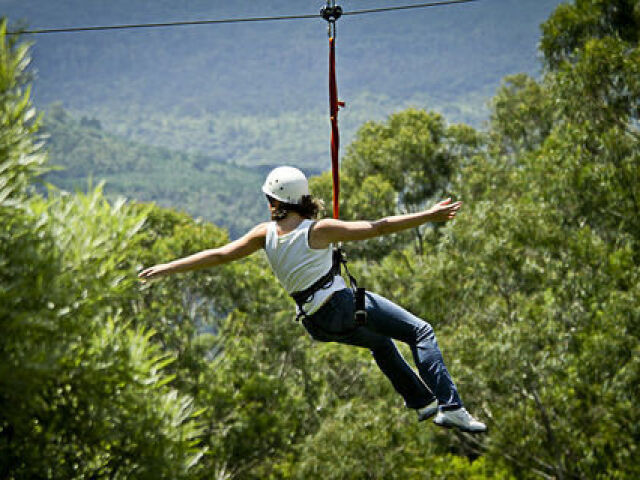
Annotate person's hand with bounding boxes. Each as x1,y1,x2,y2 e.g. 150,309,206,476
138,263,172,281
427,198,462,222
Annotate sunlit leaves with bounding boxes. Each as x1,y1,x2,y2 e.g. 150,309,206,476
540,0,640,70
0,29,205,479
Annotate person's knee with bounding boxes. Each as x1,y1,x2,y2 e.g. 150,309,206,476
416,321,435,344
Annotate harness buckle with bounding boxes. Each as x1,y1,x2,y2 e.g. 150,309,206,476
291,246,367,326
354,287,367,326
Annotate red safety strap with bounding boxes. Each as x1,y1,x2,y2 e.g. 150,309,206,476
328,36,344,219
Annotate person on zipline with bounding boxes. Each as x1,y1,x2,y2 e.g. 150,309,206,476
139,166,486,433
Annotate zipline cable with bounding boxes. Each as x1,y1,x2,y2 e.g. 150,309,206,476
343,0,477,17
9,0,479,35
9,14,319,35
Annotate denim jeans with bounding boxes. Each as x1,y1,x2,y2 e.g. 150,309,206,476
302,288,463,411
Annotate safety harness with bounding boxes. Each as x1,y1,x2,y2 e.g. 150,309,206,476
291,245,367,325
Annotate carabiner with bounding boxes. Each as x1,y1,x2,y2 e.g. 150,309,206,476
320,1,342,37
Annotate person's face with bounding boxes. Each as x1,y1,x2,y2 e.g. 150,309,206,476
266,196,280,216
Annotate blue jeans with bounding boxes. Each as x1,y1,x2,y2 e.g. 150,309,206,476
302,288,463,411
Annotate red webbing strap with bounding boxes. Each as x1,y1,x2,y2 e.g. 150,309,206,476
328,36,344,219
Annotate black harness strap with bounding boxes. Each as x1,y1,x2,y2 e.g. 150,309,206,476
340,250,367,326
291,247,341,321
291,246,367,326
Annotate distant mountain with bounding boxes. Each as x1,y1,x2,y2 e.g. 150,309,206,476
5,0,565,231
6,1,562,116
6,1,563,145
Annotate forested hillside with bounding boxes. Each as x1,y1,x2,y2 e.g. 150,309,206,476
40,105,277,237
6,0,563,235
2,1,640,479
4,0,563,170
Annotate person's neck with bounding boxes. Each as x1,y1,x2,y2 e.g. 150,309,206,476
275,213,305,234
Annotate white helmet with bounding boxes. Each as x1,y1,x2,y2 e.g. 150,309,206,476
262,166,309,204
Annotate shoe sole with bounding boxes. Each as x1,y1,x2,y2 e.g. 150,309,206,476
433,419,487,434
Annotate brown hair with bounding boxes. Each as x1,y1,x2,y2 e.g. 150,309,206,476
269,195,324,220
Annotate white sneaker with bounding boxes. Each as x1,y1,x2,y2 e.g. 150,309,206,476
433,408,487,433
417,400,438,422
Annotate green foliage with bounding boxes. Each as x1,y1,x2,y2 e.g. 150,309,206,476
552,35,640,129
439,122,639,478
1,27,205,479
1,187,208,479
311,109,483,260
489,73,555,155
542,0,640,132
540,0,640,69
0,20,46,202
344,109,456,208
3,2,640,479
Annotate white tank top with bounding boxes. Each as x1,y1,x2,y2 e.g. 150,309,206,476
264,219,347,315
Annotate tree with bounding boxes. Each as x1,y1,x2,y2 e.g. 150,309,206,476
0,24,205,479
489,74,554,155
542,0,640,130
540,0,640,70
359,2,640,476
311,109,483,259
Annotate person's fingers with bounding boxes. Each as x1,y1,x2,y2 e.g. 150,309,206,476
138,268,154,279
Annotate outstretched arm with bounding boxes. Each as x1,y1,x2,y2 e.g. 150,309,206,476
309,198,462,248
138,222,268,281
